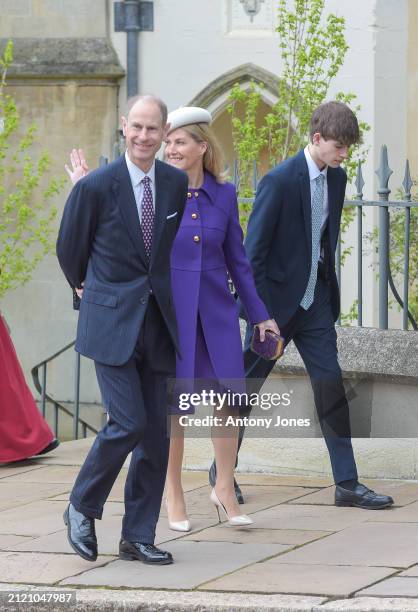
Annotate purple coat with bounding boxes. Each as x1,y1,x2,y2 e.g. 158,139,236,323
170,172,269,382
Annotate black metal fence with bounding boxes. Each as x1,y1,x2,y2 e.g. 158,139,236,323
236,145,417,331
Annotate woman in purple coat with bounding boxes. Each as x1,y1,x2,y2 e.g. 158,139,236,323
164,107,277,531
66,107,277,531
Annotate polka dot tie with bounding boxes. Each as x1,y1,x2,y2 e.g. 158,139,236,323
140,176,154,260
300,174,325,310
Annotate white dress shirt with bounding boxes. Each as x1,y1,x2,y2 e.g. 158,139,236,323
125,151,156,222
304,145,329,234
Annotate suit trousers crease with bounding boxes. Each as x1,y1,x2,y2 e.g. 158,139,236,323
241,275,358,484
70,296,174,543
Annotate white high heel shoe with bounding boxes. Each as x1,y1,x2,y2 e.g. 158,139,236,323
165,499,191,532
210,488,253,526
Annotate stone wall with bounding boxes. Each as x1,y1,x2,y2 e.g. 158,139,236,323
0,1,124,400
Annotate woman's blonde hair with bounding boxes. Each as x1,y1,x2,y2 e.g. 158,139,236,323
180,123,227,184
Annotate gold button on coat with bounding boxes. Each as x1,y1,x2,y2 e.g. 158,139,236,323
194,192,199,197
187,192,192,198
191,212,198,219
193,235,200,243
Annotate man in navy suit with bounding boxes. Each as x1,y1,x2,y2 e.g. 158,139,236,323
57,95,188,564
211,101,393,510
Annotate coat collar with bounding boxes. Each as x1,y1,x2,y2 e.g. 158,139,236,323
198,171,219,204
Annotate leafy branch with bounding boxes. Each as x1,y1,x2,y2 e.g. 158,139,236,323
0,40,64,299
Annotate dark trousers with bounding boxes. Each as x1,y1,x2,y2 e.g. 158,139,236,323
241,275,358,484
70,297,174,544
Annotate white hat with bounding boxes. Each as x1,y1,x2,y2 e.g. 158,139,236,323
167,106,212,132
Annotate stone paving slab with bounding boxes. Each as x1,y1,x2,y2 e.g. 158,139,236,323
292,481,418,508
0,534,34,549
0,481,71,511
249,503,373,531
47,481,320,511
34,438,93,466
0,465,81,484
157,515,219,544
163,484,320,520
235,473,333,488
401,566,418,577
46,470,210,503
365,501,418,522
9,517,123,556
3,585,418,612
0,552,113,583
60,541,288,590
200,562,396,597
2,439,418,609
316,597,418,611
175,470,213,491
237,485,321,511
272,522,418,568
160,486,220,519
0,500,123,537
0,462,45,479
0,585,327,611
182,525,333,545
290,487,335,505
357,577,418,597
10,514,218,555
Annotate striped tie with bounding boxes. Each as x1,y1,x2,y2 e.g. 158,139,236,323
300,174,325,310
140,176,154,260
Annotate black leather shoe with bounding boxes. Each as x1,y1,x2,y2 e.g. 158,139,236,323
63,503,97,561
34,438,60,456
209,460,217,487
234,479,245,505
119,540,173,564
209,461,245,505
335,483,394,509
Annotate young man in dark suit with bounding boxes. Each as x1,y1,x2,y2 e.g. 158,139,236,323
57,95,188,564
210,101,393,510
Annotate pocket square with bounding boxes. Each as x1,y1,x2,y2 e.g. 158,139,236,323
166,212,178,220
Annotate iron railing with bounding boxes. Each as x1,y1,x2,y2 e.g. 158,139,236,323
237,145,417,331
31,342,98,440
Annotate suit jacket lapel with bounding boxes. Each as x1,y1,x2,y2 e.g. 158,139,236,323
112,156,148,267
150,160,170,267
297,151,312,257
327,169,339,251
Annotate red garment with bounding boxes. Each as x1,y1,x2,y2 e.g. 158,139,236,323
0,315,53,462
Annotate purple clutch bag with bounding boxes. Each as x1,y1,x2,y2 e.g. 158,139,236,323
251,326,285,361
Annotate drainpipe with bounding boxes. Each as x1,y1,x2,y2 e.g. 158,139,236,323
114,1,154,98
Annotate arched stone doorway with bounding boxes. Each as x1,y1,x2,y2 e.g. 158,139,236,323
188,63,280,179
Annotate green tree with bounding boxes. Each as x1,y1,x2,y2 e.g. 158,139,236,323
229,0,369,196
0,40,63,299
229,0,372,324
